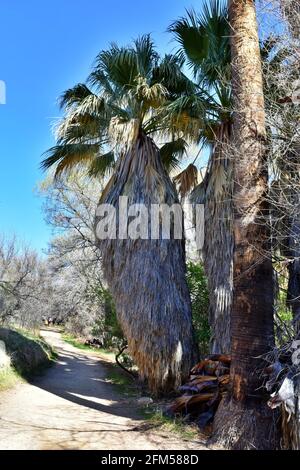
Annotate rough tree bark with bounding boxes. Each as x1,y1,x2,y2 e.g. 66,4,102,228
211,0,279,449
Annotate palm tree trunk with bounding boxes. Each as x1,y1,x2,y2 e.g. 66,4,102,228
96,133,196,395
212,0,279,449
203,126,233,354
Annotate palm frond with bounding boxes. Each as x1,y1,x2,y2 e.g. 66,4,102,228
55,113,104,143
94,45,138,90
87,69,115,97
161,94,208,140
134,34,159,79
160,138,188,171
59,84,93,111
135,77,168,108
71,93,107,117
169,10,208,71
152,54,195,97
88,151,115,177
41,143,100,177
173,163,198,196
43,34,207,178
169,0,230,86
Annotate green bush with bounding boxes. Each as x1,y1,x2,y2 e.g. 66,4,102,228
92,285,125,348
273,264,293,345
186,262,210,356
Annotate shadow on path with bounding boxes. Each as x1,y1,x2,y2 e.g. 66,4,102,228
32,331,141,421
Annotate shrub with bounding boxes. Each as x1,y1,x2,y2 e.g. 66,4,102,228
91,285,125,349
186,262,210,356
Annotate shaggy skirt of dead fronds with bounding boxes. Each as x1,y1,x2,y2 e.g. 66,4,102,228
190,134,233,354
96,134,196,394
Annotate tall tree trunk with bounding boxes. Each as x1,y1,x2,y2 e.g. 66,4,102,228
96,133,196,395
212,0,279,449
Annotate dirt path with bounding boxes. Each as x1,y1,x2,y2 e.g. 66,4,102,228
0,330,208,450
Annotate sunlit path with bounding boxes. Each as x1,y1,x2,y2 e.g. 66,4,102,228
0,331,207,450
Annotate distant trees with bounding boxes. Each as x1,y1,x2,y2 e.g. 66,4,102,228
0,177,122,345
0,237,45,327
40,174,119,343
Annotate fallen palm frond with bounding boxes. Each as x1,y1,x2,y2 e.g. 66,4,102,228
262,340,300,449
167,354,231,429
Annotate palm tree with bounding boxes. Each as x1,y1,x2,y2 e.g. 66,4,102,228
42,36,198,394
169,0,233,353
212,0,278,449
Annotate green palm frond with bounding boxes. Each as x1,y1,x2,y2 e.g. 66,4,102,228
169,9,209,69
152,54,195,97
166,93,214,119
134,34,159,79
43,34,204,179
88,151,115,177
169,0,230,86
87,69,115,96
160,138,188,171
161,94,210,139
41,143,101,176
94,45,138,91
70,93,107,117
59,84,93,111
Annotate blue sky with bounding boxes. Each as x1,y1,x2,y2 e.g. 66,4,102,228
0,0,196,253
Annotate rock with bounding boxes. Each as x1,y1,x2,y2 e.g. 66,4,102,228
137,397,153,406
0,340,10,368
268,377,295,418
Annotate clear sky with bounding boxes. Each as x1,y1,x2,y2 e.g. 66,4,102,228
0,0,197,254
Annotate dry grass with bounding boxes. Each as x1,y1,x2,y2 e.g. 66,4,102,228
0,366,22,391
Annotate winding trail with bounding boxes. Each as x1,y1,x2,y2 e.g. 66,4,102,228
0,330,208,450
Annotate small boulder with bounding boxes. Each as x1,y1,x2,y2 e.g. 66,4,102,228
137,397,153,407
0,340,10,368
